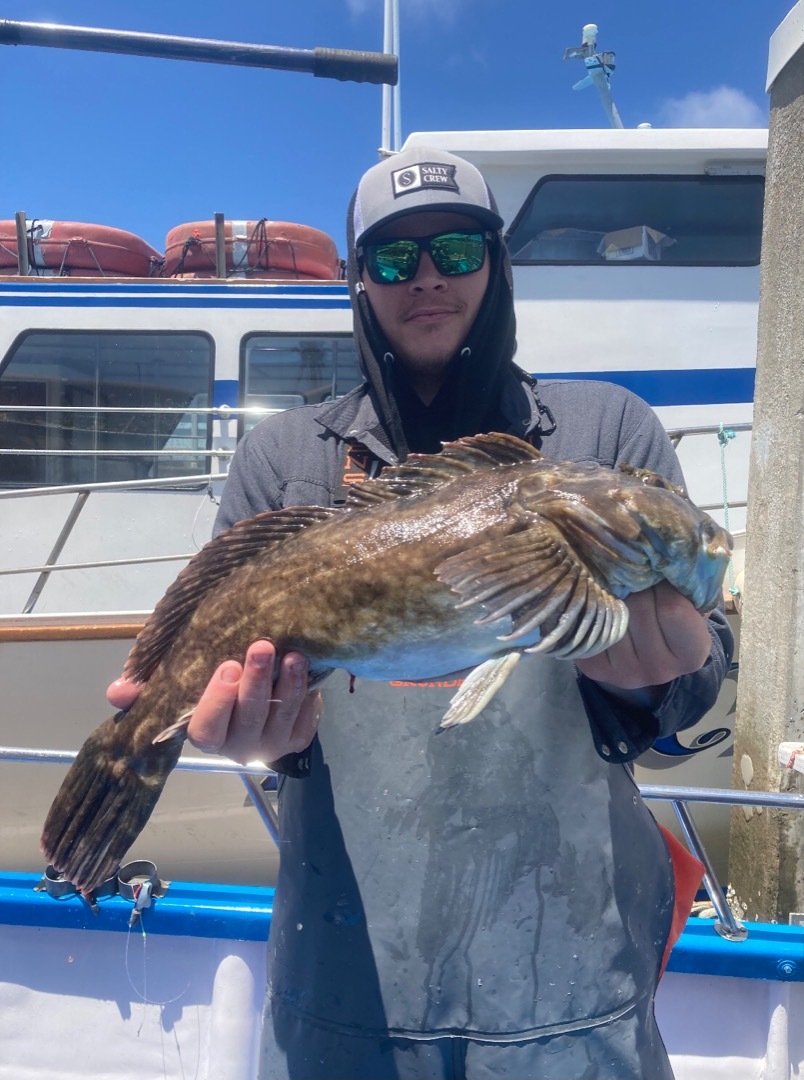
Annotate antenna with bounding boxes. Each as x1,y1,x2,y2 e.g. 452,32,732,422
563,23,623,129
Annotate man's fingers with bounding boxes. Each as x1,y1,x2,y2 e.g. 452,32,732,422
126,639,317,765
187,658,245,753
650,584,711,672
576,584,711,690
219,642,281,762
285,689,324,755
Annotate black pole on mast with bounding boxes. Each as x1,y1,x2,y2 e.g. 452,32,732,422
0,18,398,86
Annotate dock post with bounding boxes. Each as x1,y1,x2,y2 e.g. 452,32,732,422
729,1,804,923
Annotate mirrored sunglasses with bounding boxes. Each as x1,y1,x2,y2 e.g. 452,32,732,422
360,230,490,285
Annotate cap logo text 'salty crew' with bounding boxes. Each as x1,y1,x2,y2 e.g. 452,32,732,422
391,163,460,198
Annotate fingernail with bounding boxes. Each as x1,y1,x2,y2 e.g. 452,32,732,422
193,740,221,753
220,665,240,685
290,660,308,690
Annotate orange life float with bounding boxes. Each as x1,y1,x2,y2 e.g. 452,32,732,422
0,220,163,276
164,219,341,279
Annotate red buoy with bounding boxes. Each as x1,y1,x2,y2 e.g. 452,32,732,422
164,219,341,279
0,220,163,277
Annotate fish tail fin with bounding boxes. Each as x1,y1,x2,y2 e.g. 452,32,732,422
40,714,183,892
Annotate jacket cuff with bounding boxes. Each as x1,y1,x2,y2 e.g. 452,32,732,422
577,672,665,763
267,749,313,778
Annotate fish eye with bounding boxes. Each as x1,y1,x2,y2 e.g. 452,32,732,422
702,519,732,552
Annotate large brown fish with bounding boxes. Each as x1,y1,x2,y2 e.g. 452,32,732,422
41,433,731,891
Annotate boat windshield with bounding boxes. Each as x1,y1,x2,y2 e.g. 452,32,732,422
507,174,764,266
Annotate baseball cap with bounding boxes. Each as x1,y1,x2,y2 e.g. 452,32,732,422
352,146,504,247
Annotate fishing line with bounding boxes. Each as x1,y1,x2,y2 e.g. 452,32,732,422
190,485,218,551
124,915,191,1022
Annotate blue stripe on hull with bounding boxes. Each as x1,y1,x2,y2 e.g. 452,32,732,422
211,367,756,410
537,368,755,407
0,871,800,979
214,380,239,407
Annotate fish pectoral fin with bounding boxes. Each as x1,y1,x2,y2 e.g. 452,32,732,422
436,521,629,661
439,651,522,729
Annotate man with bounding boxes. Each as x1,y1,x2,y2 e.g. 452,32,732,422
111,146,732,1079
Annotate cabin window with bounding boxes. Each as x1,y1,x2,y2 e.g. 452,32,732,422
241,334,361,435
506,175,764,266
0,331,213,487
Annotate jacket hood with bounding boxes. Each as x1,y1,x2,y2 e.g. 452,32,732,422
345,154,520,459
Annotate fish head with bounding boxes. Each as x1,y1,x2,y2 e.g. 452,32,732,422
511,460,733,613
621,481,733,612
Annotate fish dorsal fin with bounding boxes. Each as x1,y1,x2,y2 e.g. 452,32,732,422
345,432,542,508
435,520,628,661
124,506,338,683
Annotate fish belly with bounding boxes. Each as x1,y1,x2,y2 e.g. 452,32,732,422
334,614,534,682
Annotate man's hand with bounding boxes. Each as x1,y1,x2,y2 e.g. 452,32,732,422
575,581,712,701
107,640,322,764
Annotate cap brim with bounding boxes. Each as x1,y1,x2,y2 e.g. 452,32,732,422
357,202,503,246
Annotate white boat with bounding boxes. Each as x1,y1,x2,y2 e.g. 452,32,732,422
0,125,762,882
0,12,801,1080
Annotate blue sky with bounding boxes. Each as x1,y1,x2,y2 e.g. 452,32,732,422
0,0,792,259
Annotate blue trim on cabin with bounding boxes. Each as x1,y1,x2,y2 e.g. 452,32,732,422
0,280,352,308
0,295,352,309
214,380,239,408
0,282,349,295
537,368,755,407
0,872,802,978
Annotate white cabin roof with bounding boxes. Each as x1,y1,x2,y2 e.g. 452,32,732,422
403,127,768,163
402,128,768,233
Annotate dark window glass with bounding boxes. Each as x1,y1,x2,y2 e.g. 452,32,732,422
0,332,212,486
242,335,360,434
506,175,764,266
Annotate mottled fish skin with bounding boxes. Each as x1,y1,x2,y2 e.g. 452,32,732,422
40,433,732,890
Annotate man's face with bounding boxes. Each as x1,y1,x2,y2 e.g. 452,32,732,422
361,211,490,382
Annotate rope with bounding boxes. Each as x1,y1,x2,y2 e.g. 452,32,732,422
717,424,740,598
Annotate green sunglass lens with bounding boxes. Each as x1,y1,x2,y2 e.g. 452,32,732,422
373,240,419,283
430,233,485,275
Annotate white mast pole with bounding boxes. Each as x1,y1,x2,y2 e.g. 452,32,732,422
381,0,401,153
392,0,401,151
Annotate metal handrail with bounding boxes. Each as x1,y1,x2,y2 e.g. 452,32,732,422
640,784,804,941
0,744,272,774
1,553,196,577
666,421,753,441
0,449,228,457
3,739,799,939
0,472,225,498
639,783,804,809
0,405,265,414
0,744,280,847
